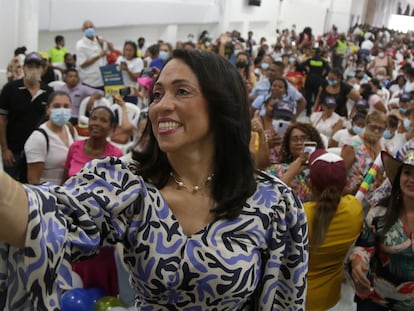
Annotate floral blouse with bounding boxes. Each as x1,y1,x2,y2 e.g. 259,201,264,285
0,157,308,310
267,163,312,203
350,204,414,310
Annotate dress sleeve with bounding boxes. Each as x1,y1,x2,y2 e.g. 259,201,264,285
0,156,144,310
258,182,309,310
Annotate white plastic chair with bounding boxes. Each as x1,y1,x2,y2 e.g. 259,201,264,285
110,103,141,153
48,80,66,89
78,96,112,126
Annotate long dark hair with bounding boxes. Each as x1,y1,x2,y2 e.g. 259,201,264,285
132,49,256,220
279,122,324,163
379,168,403,242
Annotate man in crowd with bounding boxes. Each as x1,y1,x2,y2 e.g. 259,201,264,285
76,20,114,90
0,52,53,179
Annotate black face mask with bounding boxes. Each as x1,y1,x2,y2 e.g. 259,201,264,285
236,61,247,69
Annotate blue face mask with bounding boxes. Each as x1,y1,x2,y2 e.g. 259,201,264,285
400,107,408,114
261,63,269,70
84,28,95,38
205,41,211,47
403,118,413,131
352,125,363,135
288,57,296,63
383,129,393,139
159,51,169,61
327,79,337,86
50,108,71,126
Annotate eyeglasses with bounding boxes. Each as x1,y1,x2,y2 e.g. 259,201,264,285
367,124,386,132
290,135,310,143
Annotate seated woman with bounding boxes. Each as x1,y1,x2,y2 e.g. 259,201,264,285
24,91,75,185
349,150,414,310
267,122,325,203
234,51,256,94
63,105,123,296
341,110,388,197
329,111,366,148
304,149,363,311
310,96,344,141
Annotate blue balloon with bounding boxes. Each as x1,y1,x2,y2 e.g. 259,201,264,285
61,288,93,311
86,287,107,305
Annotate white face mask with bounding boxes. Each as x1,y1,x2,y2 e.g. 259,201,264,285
378,52,385,58
24,68,43,84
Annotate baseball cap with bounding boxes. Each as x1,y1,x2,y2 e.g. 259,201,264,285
324,96,337,108
137,77,154,91
272,100,295,121
308,149,347,193
400,93,411,102
24,52,46,66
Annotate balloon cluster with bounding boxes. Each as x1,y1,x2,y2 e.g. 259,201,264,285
61,287,126,311
61,270,134,311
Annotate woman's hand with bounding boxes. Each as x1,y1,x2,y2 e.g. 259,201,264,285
267,131,282,149
351,256,373,296
112,93,126,107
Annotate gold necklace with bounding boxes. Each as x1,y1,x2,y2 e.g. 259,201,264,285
170,171,214,193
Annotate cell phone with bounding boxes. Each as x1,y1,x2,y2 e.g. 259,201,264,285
303,141,317,164
140,67,154,78
120,61,127,67
119,86,131,97
272,120,290,138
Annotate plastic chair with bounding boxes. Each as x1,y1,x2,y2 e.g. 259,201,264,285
48,80,65,89
78,96,112,126
110,103,141,153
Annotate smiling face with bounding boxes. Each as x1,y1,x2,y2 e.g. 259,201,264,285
400,165,414,201
149,59,213,154
271,79,286,98
88,107,114,139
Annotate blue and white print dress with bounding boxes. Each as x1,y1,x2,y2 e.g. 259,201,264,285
0,157,308,310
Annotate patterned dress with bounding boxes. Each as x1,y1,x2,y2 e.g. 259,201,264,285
350,204,414,310
0,157,308,310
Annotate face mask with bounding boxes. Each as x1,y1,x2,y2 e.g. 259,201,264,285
234,49,242,56
400,107,407,114
50,108,71,126
159,51,169,61
376,75,385,80
84,28,96,38
383,129,393,139
352,125,363,135
24,68,42,84
288,57,296,63
205,41,211,47
236,61,247,69
378,52,385,58
403,118,413,131
261,63,269,70
364,128,382,142
327,79,337,86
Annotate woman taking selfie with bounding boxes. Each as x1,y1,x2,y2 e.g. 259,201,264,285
0,49,308,310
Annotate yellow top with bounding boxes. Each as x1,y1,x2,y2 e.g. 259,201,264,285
304,195,363,311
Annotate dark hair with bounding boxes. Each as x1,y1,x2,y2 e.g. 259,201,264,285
329,67,344,80
352,111,367,123
124,41,138,58
132,49,256,220
279,122,324,163
90,106,116,128
271,77,288,96
14,46,27,56
359,83,374,99
236,51,250,80
65,68,78,75
55,35,64,44
379,168,403,242
47,91,71,106
310,186,342,251
147,44,160,58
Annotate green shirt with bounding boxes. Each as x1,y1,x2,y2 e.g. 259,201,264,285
48,46,68,64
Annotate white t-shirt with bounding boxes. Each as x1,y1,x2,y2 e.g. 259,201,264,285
332,128,357,147
310,111,343,138
116,56,144,87
384,132,407,156
24,123,74,185
76,36,108,87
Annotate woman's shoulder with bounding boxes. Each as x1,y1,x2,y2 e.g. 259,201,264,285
105,142,123,157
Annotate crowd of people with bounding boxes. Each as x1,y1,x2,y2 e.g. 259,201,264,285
0,19,414,310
